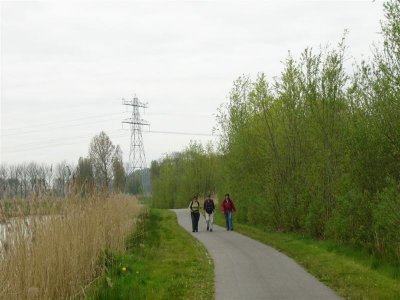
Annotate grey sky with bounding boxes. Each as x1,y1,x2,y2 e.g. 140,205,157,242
1,1,384,167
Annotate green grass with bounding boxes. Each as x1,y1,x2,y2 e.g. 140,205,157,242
89,209,214,300
214,212,400,300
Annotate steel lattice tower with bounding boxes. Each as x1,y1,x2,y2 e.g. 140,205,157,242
122,96,149,183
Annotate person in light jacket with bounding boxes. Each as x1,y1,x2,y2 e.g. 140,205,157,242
220,193,236,231
189,195,201,232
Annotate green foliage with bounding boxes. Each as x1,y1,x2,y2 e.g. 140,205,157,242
151,142,218,208
125,171,143,195
75,157,95,196
325,188,373,248
112,146,126,193
150,0,400,263
373,180,400,261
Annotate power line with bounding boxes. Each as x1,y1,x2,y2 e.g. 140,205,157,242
3,112,125,132
144,130,217,137
1,116,124,137
1,130,125,153
2,111,215,137
1,129,217,154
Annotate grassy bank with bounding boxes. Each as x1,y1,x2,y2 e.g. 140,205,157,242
90,209,214,300
214,213,400,300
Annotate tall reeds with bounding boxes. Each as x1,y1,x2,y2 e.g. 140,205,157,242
0,194,142,300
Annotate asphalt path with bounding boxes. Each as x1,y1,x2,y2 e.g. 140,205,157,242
172,209,341,300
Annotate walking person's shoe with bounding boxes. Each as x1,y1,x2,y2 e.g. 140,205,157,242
207,225,209,231
210,228,212,232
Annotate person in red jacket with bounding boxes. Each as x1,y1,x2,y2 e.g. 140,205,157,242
220,193,236,231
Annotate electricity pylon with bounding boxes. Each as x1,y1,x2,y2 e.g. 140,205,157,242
122,96,149,193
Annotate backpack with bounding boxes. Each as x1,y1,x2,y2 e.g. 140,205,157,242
204,199,215,214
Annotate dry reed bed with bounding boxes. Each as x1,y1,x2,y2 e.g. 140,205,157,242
0,198,65,221
0,194,142,300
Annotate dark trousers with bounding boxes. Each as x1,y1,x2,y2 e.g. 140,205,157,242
191,211,200,232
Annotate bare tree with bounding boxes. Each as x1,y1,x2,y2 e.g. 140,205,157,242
89,131,116,190
8,165,20,198
20,163,29,198
36,164,48,197
27,162,39,197
54,161,69,197
0,164,8,199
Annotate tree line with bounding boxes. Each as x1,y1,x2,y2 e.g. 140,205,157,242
151,1,400,262
0,131,149,199
151,141,218,208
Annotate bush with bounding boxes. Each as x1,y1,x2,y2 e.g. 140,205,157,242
325,189,373,248
374,180,400,261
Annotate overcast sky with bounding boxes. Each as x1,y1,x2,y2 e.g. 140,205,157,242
1,0,384,168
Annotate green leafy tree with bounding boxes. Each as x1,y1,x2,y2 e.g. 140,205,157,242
112,145,125,193
75,157,94,196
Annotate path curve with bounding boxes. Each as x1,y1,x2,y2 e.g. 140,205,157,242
172,209,341,300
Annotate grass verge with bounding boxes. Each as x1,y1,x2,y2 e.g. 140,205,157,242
89,209,214,300
214,213,400,300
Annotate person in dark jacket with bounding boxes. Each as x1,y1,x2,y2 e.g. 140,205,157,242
189,195,201,232
203,192,215,232
220,193,236,231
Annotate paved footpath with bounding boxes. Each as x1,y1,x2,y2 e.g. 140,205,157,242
172,209,341,300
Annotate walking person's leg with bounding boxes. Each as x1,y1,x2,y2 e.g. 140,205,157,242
195,212,200,232
191,212,195,232
225,212,229,230
228,212,233,230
